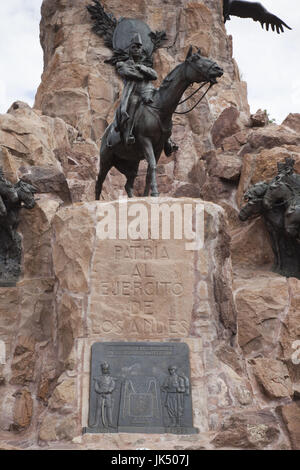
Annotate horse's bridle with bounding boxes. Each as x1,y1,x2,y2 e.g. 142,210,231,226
145,59,216,115
185,58,216,83
171,59,216,114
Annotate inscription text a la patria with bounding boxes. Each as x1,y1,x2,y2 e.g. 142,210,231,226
89,241,193,337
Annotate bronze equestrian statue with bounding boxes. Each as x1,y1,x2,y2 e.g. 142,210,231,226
87,1,223,198
97,47,223,198
239,158,300,279
87,1,290,199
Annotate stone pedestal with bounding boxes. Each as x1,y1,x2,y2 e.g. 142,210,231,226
0,198,294,449
49,197,248,448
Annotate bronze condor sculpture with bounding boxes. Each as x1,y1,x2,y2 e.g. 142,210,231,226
223,0,291,33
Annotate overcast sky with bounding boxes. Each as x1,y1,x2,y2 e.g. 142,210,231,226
226,0,299,123
0,1,42,113
0,0,298,123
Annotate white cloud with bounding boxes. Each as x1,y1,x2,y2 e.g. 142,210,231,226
0,0,43,113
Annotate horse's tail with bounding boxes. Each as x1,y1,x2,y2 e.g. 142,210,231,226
0,195,7,217
100,123,122,156
100,125,111,155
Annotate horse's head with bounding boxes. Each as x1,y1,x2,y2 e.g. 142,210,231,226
15,180,37,209
184,46,223,84
239,181,269,221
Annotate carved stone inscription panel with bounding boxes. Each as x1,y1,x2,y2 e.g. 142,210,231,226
88,231,194,338
83,342,198,434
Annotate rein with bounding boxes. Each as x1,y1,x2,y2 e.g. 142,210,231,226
174,82,213,114
177,82,208,105
146,60,215,115
146,81,213,115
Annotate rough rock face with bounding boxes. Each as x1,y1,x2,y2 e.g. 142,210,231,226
0,0,299,451
0,102,102,204
212,411,280,449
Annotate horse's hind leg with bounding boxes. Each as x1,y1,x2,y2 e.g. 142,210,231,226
95,154,113,200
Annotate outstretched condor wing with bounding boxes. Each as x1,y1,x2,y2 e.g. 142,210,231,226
227,1,291,33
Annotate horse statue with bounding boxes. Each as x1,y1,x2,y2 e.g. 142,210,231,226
239,158,300,278
0,176,37,284
239,181,284,272
1,179,37,241
95,47,223,199
263,172,300,239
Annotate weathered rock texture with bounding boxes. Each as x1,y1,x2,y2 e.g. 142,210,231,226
0,0,299,451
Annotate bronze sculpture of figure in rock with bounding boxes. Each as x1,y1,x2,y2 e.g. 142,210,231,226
239,157,300,279
223,0,291,33
87,1,223,198
0,169,37,286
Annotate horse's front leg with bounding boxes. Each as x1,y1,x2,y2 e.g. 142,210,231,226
141,138,159,197
95,154,113,200
125,168,138,198
143,167,151,197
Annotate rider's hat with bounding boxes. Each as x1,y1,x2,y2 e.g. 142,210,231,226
130,33,143,46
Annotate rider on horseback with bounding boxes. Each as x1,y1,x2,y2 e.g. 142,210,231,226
116,33,157,146
108,33,178,154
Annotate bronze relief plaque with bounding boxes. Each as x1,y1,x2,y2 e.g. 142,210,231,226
83,342,198,434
